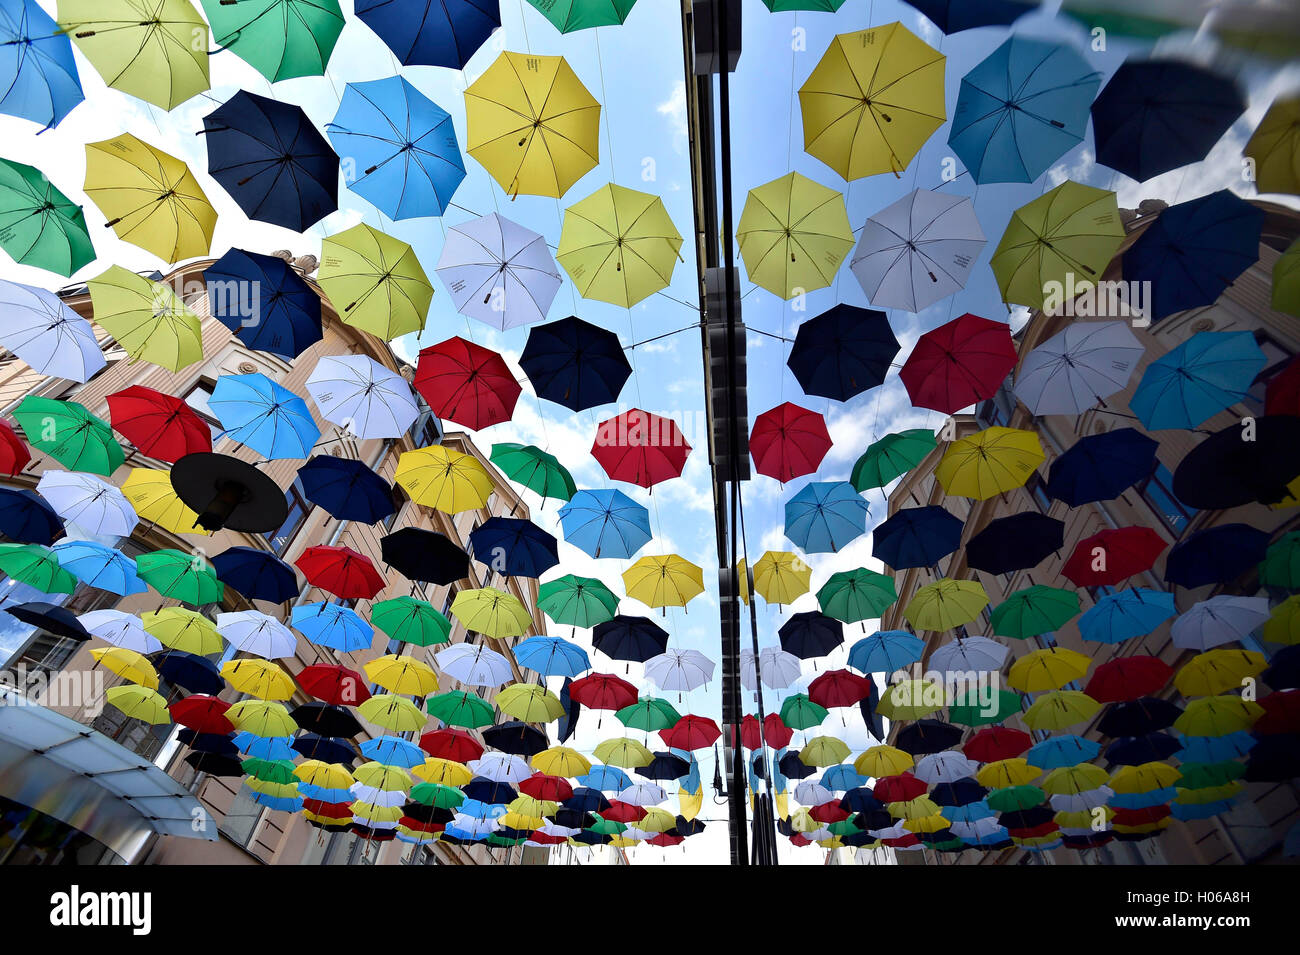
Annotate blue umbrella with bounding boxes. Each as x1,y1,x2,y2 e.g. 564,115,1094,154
361,735,426,768
592,614,668,664
872,505,963,570
786,305,898,402
234,733,299,762
1173,799,1237,823
1104,733,1183,767
1078,587,1176,644
942,799,997,824
461,784,513,808
784,481,869,554
298,455,396,524
152,649,223,695
0,486,62,544
1091,59,1246,182
210,546,299,603
51,540,145,596
298,782,353,803
820,764,868,791
1045,427,1159,506
965,512,1064,576
563,786,610,813
1131,330,1267,431
930,778,987,808
777,611,844,661
292,732,360,765
840,786,883,813
1025,735,1100,770
1164,523,1270,589
1176,731,1255,764
292,601,374,652
520,316,631,412
0,0,82,130
1263,645,1300,691
204,249,323,359
901,0,1036,33
326,75,466,220
1123,191,1265,322
577,765,631,791
355,0,500,69
210,373,320,460
468,516,559,578
1110,787,1177,810
949,36,1100,184
847,630,924,673
249,791,303,812
202,90,338,231
514,635,591,677
558,488,651,559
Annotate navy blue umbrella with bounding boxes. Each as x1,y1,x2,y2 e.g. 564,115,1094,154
1263,645,1300,691
853,809,893,831
872,505,963,570
673,815,705,837
1243,734,1300,783
839,786,883,813
1097,697,1183,737
0,486,62,544
777,750,817,780
177,729,240,757
638,751,691,781
563,787,610,813
293,733,359,766
468,516,559,578
463,776,516,804
1091,60,1246,182
593,614,669,664
202,90,338,231
930,777,988,807
895,719,963,756
1164,523,1270,589
901,0,1035,32
557,674,578,744
1123,190,1265,322
298,455,396,524
3,601,87,641
1104,732,1183,767
380,527,470,586
204,249,323,359
210,546,299,604
355,0,500,69
965,512,1064,576
571,829,610,846
778,610,844,661
1045,428,1159,506
1173,416,1300,509
787,304,900,402
520,316,631,412
481,720,548,756
151,649,223,695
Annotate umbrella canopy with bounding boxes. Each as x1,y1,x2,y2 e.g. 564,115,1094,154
490,443,576,503
205,249,322,360
936,426,1044,500
1165,524,1270,589
752,551,812,605
1014,321,1143,416
306,354,419,442
425,691,494,729
118,468,206,536
1171,596,1270,652
847,630,924,673
355,0,498,69
558,488,651,559
643,648,714,692
742,648,804,690
1131,330,1267,431
591,409,691,488
137,549,223,605
1086,656,1173,704
415,336,520,431
210,547,297,604
0,0,82,130
526,0,635,31
1246,95,1300,196
450,587,532,639
990,585,1081,639
1079,587,1175,644
201,0,343,82
297,545,383,601
904,579,988,632
83,610,157,654
557,183,682,307
539,575,619,629
105,386,210,465
0,280,101,383
900,313,1016,416
435,212,559,329
371,597,451,649
965,513,1064,576
571,673,638,712
1062,526,1167,587
0,490,62,546
0,159,92,275
786,304,898,402
622,555,704,610
318,223,432,341
12,396,122,476
901,0,1034,33
86,266,203,373
292,601,374,653
784,481,869,554
394,444,493,513
469,516,559,578
0,421,30,475
298,456,396,525
0,542,77,593
873,506,963,571
519,316,630,413
735,172,852,300
515,635,591,677
749,403,831,483
378,528,469,589
210,373,319,460
778,611,844,661
36,470,135,538
798,22,946,179
1008,647,1091,692
1172,416,1300,509
1045,428,1159,506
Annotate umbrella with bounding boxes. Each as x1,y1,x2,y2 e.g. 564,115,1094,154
450,587,532,639
901,0,1034,32
0,422,29,475
371,597,451,648
1062,526,1166,587
899,313,1017,415
1007,647,1090,692
105,386,211,463
936,427,1044,500
817,568,896,624
1091,59,1245,182
210,547,297,604
800,736,851,768
1015,321,1143,416
990,180,1124,310
851,189,985,312
355,0,499,69
435,212,559,328
490,443,576,503
1171,596,1270,652
425,691,494,729
735,172,852,299
749,403,831,483
36,470,135,537
205,250,322,360
931,636,1008,676
519,316,631,413
52,541,145,597
292,601,374,653
622,555,704,610
85,266,202,372
784,481,869,554
752,551,811,605
1264,597,1300,647
558,183,683,307
83,134,215,263
539,575,618,629
1044,428,1158,506
366,655,439,697
3,600,88,641
1123,191,1266,322
873,506,963,570
414,337,520,431
1172,416,1300,509
12,396,122,476
1085,656,1173,703
0,160,92,276
298,663,370,706
1100,696,1183,737
778,611,843,660
558,488,651,559
0,488,62,545
643,648,715,692
485,722,550,757
950,688,1021,726
1274,238,1300,317
876,679,945,720
786,305,899,402
222,657,294,700
142,607,220,655
808,668,871,709
515,636,591,678
298,456,396,524
847,630,924,673
359,694,426,734
296,545,383,601
896,719,963,756
990,585,1079,640
201,0,342,81
904,578,988,632
152,649,221,694
318,224,432,341
617,698,680,732
1247,95,1300,196
0,543,77,594
1131,331,1267,431
526,0,634,31
469,517,559,578
394,444,493,513
798,22,946,180
209,373,319,460
136,549,223,605
965,513,1064,576
1262,533,1300,589
662,715,722,751
578,764,630,790
202,90,337,231
949,36,1099,184
106,685,169,724
572,673,638,712
1165,524,1270,589
592,409,691,488
59,0,208,110
379,527,470,586
80,609,159,653
0,0,82,130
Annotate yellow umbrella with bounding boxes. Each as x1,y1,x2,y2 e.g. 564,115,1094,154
622,554,705,610
245,778,299,799
1173,695,1264,737
318,224,432,340
637,807,676,833
798,23,947,180
364,654,440,697
142,607,221,655
976,757,1041,789
737,557,749,605
1263,594,1300,645
799,735,851,767
295,760,356,791
83,135,216,263
351,802,403,825
815,835,845,849
887,795,940,820
1176,781,1244,806
414,758,472,787
104,684,169,723
1022,689,1099,731
358,693,426,733
87,265,204,371
89,646,157,690
875,679,946,721
531,745,591,778
1056,807,1113,829
752,551,811,605
354,761,413,792
121,469,210,536
936,426,1044,500
854,744,914,778
904,814,951,834
501,811,546,831
556,183,683,307
450,587,533,639
508,795,557,818
790,807,818,832
1007,647,1091,692
1109,762,1181,795
496,683,565,722
394,444,493,513
735,172,854,299
1174,649,1266,697
594,736,653,768
464,51,601,199
903,578,988,631
1245,94,1300,196
226,700,297,737
1041,763,1109,797
221,658,295,701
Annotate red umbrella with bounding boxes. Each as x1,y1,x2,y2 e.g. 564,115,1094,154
964,726,1032,762
1266,355,1300,416
529,831,568,845
303,798,352,819
749,402,832,482
399,817,443,834
660,714,722,751
519,773,573,801
0,420,30,474
1255,689,1300,735
882,832,921,848
810,801,851,823
296,545,385,600
1062,526,1167,587
298,663,372,706
740,713,794,750
648,832,684,847
1084,655,1173,703
899,314,1017,415
808,669,872,709
1007,820,1059,839
600,800,646,823
790,832,813,846
105,385,213,462
569,672,638,711
413,336,521,430
591,408,691,488
419,727,484,762
873,771,928,803
1113,805,1171,827
170,694,233,734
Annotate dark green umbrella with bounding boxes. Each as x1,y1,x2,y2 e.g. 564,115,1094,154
538,574,619,629
371,596,451,647
201,0,345,82
1260,531,1300,588
12,396,123,476
525,0,637,33
136,549,224,605
990,585,1080,640
780,693,828,731
0,158,94,276
426,690,494,729
851,429,936,492
816,568,897,625
0,542,77,595
489,442,577,502
616,697,681,732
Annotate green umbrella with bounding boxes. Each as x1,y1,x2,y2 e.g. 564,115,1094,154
779,693,828,731
0,543,78,595
1260,531,1300,588
986,785,1045,813
587,817,627,836
0,159,94,276
990,585,1080,640
488,833,528,847
538,574,619,629
490,443,577,503
851,429,937,492
371,596,451,648
616,697,681,732
949,688,1022,727
241,757,297,785
410,782,465,810
525,0,636,33
426,690,494,728
827,817,862,836
11,396,123,477
136,549,224,605
201,0,344,83
1273,239,1300,318
1178,761,1245,790
816,568,897,625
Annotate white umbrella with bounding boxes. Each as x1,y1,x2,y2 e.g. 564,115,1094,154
1171,595,1270,651
450,814,500,837
539,822,581,837
794,780,834,805
469,752,532,784
868,821,910,839
1014,320,1143,415
622,827,655,842
644,648,715,692
305,354,420,440
929,635,1008,676
950,816,1004,840
217,610,297,659
78,609,160,653
435,212,562,330
0,279,105,383
617,782,667,806
35,470,137,538
350,783,407,807
740,647,803,690
1050,786,1113,813
435,642,513,687
850,189,986,313
914,751,979,784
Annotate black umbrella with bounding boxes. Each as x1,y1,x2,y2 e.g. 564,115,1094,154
593,614,669,664
1263,645,1300,691
674,815,705,836
965,512,1064,576
462,777,516,803
184,751,244,777
170,452,290,533
998,805,1055,830
637,751,690,781
291,702,362,738
402,802,454,825
1164,523,1271,588
520,316,632,412
894,719,963,755
1104,732,1183,767
380,527,470,586
853,809,893,831
929,777,987,807
151,649,223,695
1172,416,1300,509
1243,733,1300,782
3,601,89,642
291,733,360,766
1097,697,1183,737
778,611,844,661
177,729,239,757
554,808,597,829
786,304,900,402
571,830,610,846
482,720,549,757
777,750,817,780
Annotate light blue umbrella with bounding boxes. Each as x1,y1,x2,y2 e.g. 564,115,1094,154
361,735,426,769
298,782,353,802
558,488,651,560
210,373,320,460
578,764,632,792
1110,787,1177,810
326,76,466,220
847,630,924,674
820,765,868,791
514,635,591,677
51,540,146,596
943,800,997,824
1172,799,1237,822
1025,735,1100,770
1077,587,1176,644
0,0,83,131
232,733,297,761
292,601,374,653
1175,731,1256,764
248,791,303,813
1130,330,1267,431
784,481,869,554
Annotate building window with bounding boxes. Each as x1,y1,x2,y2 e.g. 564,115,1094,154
408,408,443,448
218,785,266,848
383,487,408,533
1023,472,1051,513
183,379,222,442
1136,462,1196,536
267,478,309,556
